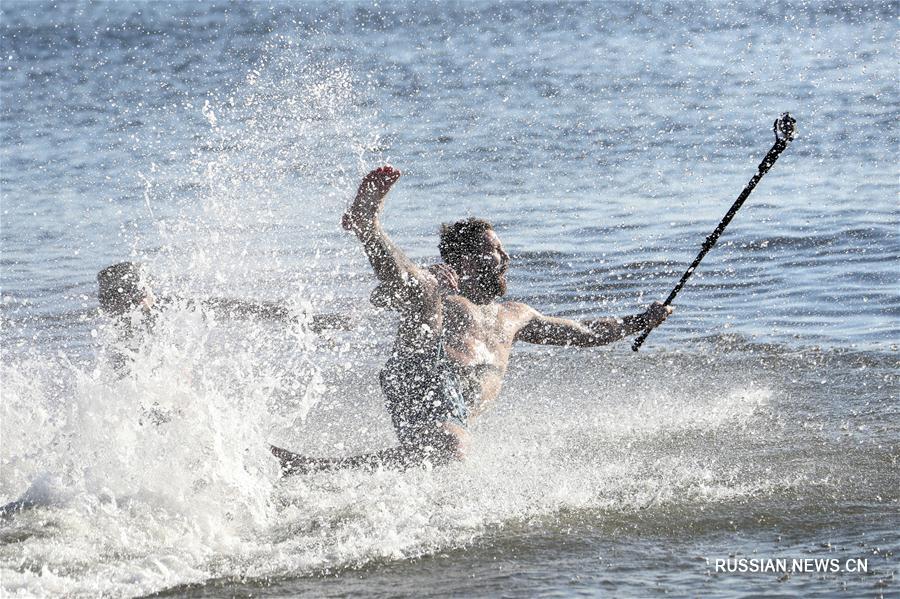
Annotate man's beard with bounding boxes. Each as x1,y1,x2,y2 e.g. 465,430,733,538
476,268,507,299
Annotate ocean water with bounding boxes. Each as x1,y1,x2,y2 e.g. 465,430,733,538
1,1,897,597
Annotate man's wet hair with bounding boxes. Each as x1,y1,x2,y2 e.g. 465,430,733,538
439,218,495,269
97,261,150,315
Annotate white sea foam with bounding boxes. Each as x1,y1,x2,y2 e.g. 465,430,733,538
2,323,783,596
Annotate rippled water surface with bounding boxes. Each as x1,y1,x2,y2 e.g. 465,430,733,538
1,1,897,597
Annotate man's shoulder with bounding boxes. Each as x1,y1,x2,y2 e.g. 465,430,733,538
499,300,538,319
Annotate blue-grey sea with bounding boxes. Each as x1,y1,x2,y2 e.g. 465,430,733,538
1,1,897,597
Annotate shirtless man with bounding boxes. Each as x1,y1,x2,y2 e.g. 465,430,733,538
271,166,672,474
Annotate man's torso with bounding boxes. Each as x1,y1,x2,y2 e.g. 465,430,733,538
440,295,530,415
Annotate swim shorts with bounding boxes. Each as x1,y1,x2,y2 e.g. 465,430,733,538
379,338,469,448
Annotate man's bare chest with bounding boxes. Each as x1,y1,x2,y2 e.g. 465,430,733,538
441,299,519,367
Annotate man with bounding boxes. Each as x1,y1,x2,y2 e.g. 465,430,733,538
97,261,347,330
271,166,672,474
98,261,351,377
97,261,356,427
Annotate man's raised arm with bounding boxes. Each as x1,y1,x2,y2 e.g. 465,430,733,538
514,302,673,347
342,166,437,311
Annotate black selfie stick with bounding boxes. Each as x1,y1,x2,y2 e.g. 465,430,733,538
632,113,797,351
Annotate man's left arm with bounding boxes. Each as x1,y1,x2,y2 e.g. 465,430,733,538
514,302,672,347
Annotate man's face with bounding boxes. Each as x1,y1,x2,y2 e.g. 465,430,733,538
123,275,156,314
463,229,510,299
138,284,156,311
